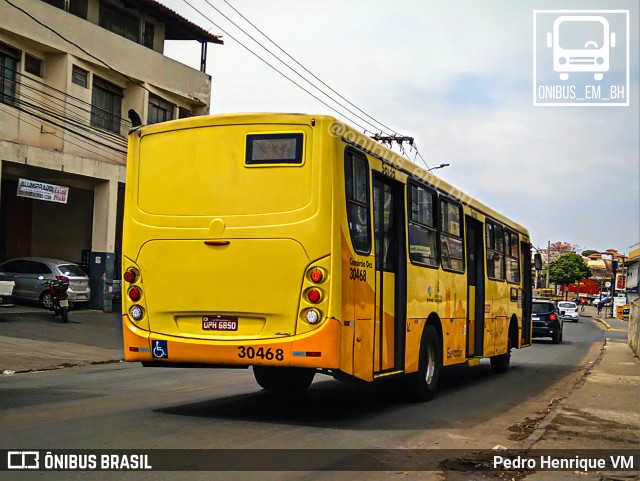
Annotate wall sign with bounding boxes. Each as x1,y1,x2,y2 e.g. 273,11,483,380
16,178,69,204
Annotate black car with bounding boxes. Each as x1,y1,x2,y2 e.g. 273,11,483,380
532,299,563,344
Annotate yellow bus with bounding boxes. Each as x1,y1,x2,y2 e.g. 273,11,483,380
122,113,532,400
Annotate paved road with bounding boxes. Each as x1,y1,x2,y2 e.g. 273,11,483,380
0,306,625,480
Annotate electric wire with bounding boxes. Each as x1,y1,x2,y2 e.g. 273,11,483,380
13,65,131,132
0,104,125,164
194,0,431,165
180,0,371,133
6,67,128,147
15,87,129,148
3,0,433,169
2,0,155,96
199,0,392,136
220,0,402,137
12,94,128,150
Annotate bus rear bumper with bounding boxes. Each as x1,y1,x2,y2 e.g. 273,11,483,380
122,315,341,369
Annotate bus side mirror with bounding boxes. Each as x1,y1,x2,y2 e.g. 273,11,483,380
534,253,543,271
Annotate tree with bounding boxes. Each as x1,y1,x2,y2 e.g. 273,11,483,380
549,241,578,253
548,253,593,289
581,249,598,257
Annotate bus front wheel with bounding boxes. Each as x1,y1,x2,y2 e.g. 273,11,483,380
253,366,315,392
406,325,442,402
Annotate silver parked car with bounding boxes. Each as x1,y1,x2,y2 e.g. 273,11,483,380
0,257,91,308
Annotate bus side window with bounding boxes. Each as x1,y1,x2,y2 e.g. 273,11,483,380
440,199,464,272
505,230,521,284
486,221,505,280
408,183,439,267
344,151,371,254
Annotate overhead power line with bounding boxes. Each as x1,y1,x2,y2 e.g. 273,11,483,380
0,104,125,164
188,0,432,169
200,0,397,136
2,0,155,96
180,0,375,133
220,0,401,136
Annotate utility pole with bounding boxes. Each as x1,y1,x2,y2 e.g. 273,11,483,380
546,240,550,290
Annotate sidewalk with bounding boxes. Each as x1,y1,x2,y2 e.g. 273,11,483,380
524,311,640,480
0,304,123,373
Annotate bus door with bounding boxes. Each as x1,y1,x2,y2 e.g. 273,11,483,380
372,175,406,374
520,242,532,345
465,216,485,357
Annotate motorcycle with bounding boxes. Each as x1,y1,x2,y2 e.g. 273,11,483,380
48,278,70,323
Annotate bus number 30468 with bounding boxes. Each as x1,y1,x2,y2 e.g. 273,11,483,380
237,346,285,361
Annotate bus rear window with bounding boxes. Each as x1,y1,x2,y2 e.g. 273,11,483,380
246,133,303,165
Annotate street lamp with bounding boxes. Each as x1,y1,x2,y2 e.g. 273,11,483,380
427,163,449,172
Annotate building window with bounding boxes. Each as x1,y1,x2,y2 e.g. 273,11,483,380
178,107,193,119
440,199,464,272
148,94,174,124
143,22,155,49
408,183,439,267
72,65,88,88
99,1,154,48
91,76,123,133
99,2,139,43
42,0,88,19
24,54,43,78
0,44,19,106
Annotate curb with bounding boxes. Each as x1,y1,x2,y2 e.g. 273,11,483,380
595,317,612,330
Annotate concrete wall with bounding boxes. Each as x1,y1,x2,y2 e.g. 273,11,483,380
629,298,640,357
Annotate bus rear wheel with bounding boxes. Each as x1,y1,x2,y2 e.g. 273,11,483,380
405,325,442,402
253,366,315,392
490,338,512,374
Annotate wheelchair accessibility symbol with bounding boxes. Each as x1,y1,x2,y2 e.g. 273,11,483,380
152,340,168,359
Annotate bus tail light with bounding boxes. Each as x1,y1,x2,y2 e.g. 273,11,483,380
307,288,321,304
124,268,138,283
128,286,142,302
309,267,324,283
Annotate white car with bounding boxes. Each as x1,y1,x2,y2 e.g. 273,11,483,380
557,301,579,322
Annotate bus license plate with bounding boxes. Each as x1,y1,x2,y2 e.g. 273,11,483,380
202,316,238,331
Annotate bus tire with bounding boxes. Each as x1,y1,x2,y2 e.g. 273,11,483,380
253,366,315,392
406,325,442,402
490,338,511,374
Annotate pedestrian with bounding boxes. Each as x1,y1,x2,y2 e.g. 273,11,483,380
596,301,603,317
579,297,586,312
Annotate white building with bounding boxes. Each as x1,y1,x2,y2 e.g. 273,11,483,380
0,0,221,309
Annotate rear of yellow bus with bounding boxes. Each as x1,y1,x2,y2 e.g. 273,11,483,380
122,114,339,390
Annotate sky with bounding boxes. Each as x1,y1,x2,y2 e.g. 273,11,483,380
160,0,639,256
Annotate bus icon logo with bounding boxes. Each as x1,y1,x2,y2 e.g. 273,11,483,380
8,451,39,469
533,10,629,106
548,16,615,81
